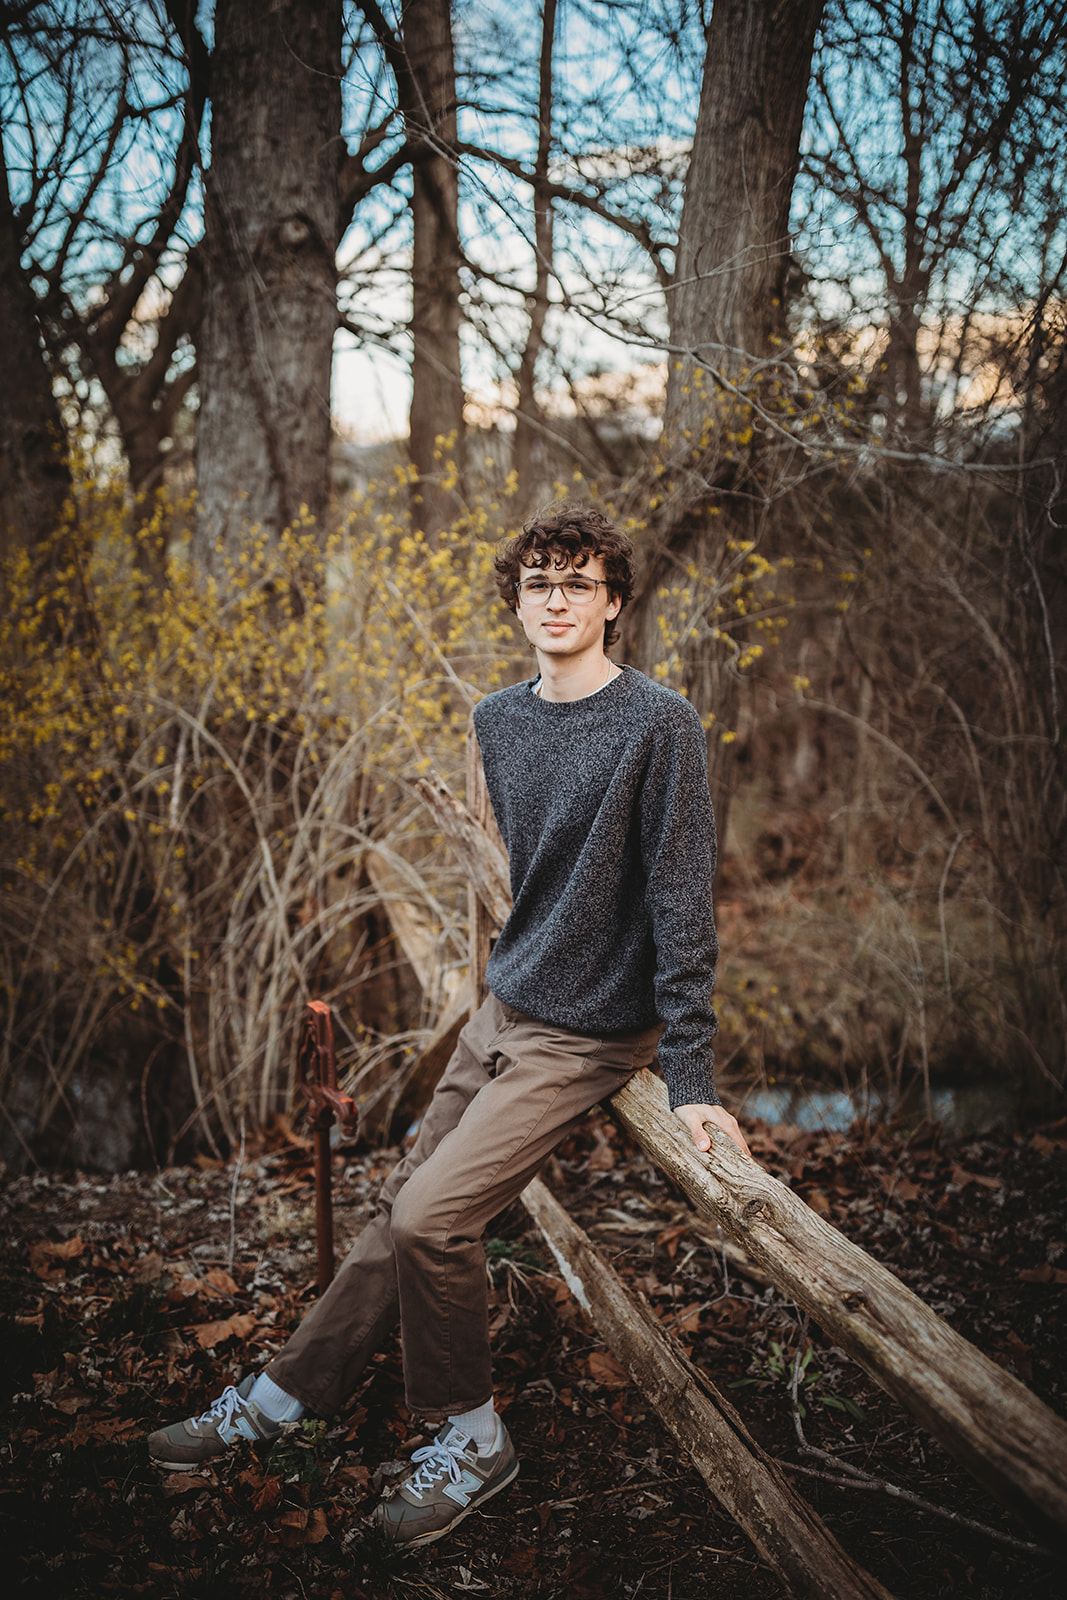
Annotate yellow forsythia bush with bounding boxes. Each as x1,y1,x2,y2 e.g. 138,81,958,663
0,470,520,1159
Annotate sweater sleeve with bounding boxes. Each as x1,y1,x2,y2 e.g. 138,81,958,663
639,701,720,1109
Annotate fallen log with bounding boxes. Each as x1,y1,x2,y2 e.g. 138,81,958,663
463,724,506,1016
520,1176,896,1600
418,770,510,934
421,757,1067,1548
611,1070,1067,1549
363,843,468,1138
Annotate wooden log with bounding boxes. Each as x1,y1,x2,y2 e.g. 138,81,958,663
464,725,502,1012
682,1213,776,1287
421,757,1067,1546
416,769,511,933
364,844,466,1027
610,1069,1067,1548
363,843,469,1135
520,1176,896,1600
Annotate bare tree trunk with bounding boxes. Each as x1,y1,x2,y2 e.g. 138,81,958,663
403,0,463,525
664,0,824,448
629,1,823,845
514,0,557,504
0,140,72,560
194,0,341,569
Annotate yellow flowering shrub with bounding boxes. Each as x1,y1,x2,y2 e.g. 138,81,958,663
0,471,521,1156
650,532,792,738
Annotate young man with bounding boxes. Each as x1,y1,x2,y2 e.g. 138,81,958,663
148,503,748,1545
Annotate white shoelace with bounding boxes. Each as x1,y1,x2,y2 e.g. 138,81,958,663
405,1430,476,1499
197,1385,244,1432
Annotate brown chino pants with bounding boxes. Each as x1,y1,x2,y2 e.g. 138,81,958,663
267,993,661,1418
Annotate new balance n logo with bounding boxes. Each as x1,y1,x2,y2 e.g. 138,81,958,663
442,1468,484,1507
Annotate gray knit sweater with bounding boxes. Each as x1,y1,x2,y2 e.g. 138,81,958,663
472,664,719,1109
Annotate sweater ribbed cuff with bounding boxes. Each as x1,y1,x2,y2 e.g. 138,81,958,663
664,1064,720,1112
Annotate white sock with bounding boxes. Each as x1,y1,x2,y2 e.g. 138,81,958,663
449,1398,498,1452
249,1371,305,1423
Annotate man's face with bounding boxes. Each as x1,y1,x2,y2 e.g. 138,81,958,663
515,553,621,660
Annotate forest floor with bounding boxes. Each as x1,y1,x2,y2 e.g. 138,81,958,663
2,1105,1065,1600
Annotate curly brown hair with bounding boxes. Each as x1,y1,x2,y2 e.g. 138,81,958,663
494,503,636,649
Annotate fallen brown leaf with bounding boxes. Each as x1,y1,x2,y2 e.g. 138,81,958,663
189,1311,257,1349
30,1236,86,1280
253,1477,282,1512
950,1165,1001,1190
1030,1132,1067,1158
672,1303,704,1335
586,1141,616,1172
203,1267,239,1296
655,1223,689,1259
878,1171,922,1204
161,1472,216,1494
1018,1262,1067,1284
334,1463,371,1491
131,1250,166,1280
33,1234,85,1260
69,1415,139,1447
52,1385,95,1414
585,1350,629,1389
166,1273,203,1302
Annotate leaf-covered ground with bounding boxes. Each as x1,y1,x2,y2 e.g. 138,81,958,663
2,1110,1065,1599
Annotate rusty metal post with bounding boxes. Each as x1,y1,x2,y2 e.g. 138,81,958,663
296,1000,359,1294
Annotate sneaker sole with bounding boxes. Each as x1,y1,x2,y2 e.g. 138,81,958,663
149,1453,225,1473
390,1458,520,1548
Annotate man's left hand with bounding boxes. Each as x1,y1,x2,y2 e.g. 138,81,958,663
674,1103,751,1158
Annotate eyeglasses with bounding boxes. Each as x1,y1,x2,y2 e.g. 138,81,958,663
516,576,610,605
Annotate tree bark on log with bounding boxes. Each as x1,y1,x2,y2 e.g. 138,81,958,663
421,763,1067,1548
610,1069,1067,1549
416,770,511,937
520,1176,896,1600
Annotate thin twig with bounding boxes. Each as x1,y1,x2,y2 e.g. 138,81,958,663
787,1314,1049,1558
779,1460,1050,1557
228,1117,245,1274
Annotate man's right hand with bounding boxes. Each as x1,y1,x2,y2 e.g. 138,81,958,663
673,1102,751,1158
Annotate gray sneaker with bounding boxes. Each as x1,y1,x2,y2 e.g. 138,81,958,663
372,1418,519,1547
148,1375,291,1471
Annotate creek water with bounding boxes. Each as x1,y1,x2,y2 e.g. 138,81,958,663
739,1081,1019,1139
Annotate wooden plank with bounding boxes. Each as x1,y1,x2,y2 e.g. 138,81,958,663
521,1176,897,1600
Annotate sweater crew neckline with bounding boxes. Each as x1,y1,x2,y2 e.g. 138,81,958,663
522,662,634,715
